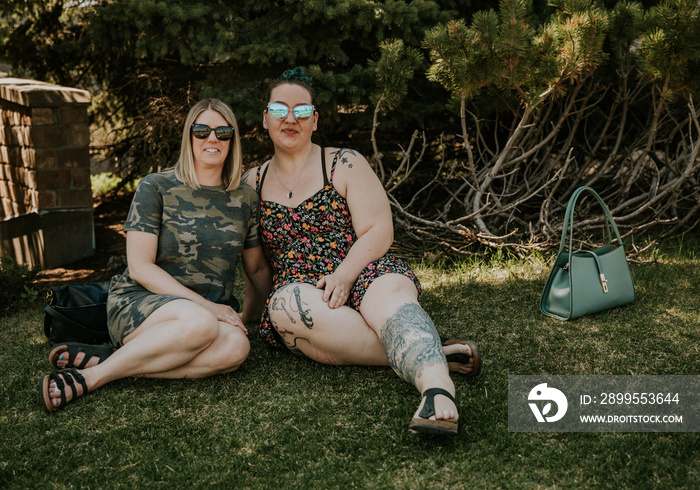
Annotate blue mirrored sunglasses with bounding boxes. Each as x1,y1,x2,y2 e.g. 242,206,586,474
191,124,235,141
267,102,315,121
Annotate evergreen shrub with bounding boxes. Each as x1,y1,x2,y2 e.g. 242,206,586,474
0,257,40,316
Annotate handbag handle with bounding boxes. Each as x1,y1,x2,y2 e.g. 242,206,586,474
557,186,624,258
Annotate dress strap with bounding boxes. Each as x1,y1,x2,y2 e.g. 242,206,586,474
256,163,269,193
321,147,329,187
329,149,341,184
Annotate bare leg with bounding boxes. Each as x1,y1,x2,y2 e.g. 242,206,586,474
268,283,474,367
269,277,459,423
359,274,458,423
268,283,389,365
46,299,250,409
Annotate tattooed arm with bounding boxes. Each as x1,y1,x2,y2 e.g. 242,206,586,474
240,167,258,188
316,148,394,308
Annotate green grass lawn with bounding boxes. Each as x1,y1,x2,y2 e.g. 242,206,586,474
1,245,698,488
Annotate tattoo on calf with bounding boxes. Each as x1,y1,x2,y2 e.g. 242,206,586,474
379,302,446,384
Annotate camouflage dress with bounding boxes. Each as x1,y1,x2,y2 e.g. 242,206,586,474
106,169,260,346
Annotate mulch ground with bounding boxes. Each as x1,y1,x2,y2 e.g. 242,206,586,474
32,192,132,291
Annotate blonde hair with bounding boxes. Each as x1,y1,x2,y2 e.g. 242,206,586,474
175,99,242,191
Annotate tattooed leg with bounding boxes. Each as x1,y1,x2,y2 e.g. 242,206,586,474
292,286,314,329
287,336,312,353
268,283,389,365
377,300,459,426
273,326,306,354
271,296,296,324
359,275,459,425
379,303,448,384
271,285,314,329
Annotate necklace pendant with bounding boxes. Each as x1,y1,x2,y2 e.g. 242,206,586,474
287,191,293,199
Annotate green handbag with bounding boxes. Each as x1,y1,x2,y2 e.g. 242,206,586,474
540,186,635,320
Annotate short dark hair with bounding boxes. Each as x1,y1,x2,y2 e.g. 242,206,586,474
266,68,315,104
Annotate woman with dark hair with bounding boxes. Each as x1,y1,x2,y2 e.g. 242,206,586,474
41,99,271,412
242,70,481,435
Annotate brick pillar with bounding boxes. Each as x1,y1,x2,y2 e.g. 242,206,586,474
0,78,94,268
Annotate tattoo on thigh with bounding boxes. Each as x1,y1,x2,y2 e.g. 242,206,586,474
271,296,296,324
276,326,294,339
286,336,311,355
379,303,446,384
292,286,314,329
271,285,314,330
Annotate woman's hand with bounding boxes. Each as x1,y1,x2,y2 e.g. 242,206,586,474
204,301,248,335
316,272,354,309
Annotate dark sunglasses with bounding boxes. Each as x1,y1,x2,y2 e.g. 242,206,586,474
267,102,315,121
191,124,235,141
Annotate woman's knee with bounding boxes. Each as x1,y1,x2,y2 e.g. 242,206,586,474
362,274,418,311
173,305,221,347
213,328,250,373
375,273,418,297
124,300,219,347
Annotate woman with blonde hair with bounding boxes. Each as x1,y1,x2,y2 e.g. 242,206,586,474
41,99,271,412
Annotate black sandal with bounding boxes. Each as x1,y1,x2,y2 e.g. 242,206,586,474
409,387,460,435
40,368,88,413
441,336,482,377
48,342,114,370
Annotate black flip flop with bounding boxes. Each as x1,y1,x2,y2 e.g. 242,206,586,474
409,387,460,435
440,336,482,377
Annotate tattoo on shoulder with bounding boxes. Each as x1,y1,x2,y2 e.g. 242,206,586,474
379,303,445,384
241,168,255,186
337,149,358,169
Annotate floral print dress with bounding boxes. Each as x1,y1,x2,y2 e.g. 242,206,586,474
255,148,421,347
